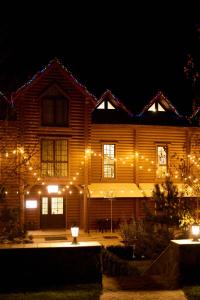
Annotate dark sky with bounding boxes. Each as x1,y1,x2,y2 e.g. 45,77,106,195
1,4,200,115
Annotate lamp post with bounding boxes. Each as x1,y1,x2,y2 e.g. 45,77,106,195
191,223,200,241
105,191,115,233
71,226,79,244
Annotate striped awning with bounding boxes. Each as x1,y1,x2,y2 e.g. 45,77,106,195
88,183,144,198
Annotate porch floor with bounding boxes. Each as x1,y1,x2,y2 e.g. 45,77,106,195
28,229,123,247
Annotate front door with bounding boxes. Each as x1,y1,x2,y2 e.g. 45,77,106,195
40,196,66,228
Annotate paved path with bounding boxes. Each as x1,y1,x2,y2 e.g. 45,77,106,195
100,276,187,300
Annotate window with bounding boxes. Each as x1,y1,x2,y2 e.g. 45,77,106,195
41,139,68,177
42,197,48,215
156,145,168,178
97,101,115,110
51,197,63,214
148,102,165,112
42,96,68,126
103,144,115,178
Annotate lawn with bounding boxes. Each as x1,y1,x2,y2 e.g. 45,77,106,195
0,284,102,300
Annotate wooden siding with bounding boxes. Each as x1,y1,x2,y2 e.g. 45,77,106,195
10,63,94,229
2,61,200,230
88,198,137,229
135,125,187,183
91,125,135,182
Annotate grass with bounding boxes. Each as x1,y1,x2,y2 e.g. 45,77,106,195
0,284,102,300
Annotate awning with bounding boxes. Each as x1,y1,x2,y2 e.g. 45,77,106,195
139,183,196,197
88,183,144,198
139,183,155,197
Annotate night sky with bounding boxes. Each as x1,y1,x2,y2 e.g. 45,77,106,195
1,4,200,115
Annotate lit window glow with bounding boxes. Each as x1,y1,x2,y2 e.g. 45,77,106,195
47,185,58,193
103,144,115,178
26,200,37,209
148,102,165,112
97,101,116,110
156,145,168,178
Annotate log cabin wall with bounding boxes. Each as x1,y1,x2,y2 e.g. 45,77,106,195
91,124,135,182
12,60,94,229
135,125,187,183
2,60,200,230
0,121,19,210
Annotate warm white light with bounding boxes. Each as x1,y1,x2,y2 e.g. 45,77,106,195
26,200,37,208
71,226,79,238
71,226,79,244
47,185,58,193
192,224,200,241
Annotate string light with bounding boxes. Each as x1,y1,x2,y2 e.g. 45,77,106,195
2,144,200,197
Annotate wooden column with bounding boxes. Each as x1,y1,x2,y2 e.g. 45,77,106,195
83,97,91,232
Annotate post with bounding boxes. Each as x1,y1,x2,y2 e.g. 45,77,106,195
19,181,25,226
110,197,113,233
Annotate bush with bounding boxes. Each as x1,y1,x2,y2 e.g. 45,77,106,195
102,247,139,276
120,219,172,259
0,206,33,243
106,245,134,260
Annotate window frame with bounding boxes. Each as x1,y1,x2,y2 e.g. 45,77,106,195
156,144,168,178
41,96,68,127
102,143,116,179
41,138,68,177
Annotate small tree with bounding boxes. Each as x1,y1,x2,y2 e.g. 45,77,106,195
153,176,192,229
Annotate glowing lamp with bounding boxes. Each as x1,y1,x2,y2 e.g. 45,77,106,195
26,200,37,209
71,226,79,244
192,223,200,241
47,185,58,193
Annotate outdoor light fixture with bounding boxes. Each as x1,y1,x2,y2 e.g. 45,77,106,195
47,185,58,193
191,223,200,241
71,226,79,244
26,200,37,209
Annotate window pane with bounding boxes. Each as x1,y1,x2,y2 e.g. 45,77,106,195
42,197,48,215
97,102,105,109
42,98,54,125
42,140,53,161
157,146,168,178
51,197,63,214
107,101,115,109
55,163,68,176
103,144,115,178
148,103,156,112
55,99,68,125
55,140,68,161
41,162,54,176
104,165,115,178
41,140,68,177
157,146,167,165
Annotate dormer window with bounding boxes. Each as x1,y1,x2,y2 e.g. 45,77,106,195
97,101,115,110
148,102,165,112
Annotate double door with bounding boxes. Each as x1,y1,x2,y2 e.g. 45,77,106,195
40,196,66,228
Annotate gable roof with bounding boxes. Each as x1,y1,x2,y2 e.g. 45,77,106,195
95,90,133,115
189,107,200,126
138,91,181,116
134,91,188,126
92,89,133,124
11,58,96,104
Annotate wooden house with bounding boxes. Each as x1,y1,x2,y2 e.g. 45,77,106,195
0,58,200,231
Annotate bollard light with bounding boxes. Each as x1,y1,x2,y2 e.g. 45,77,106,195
191,223,200,241
71,226,79,244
